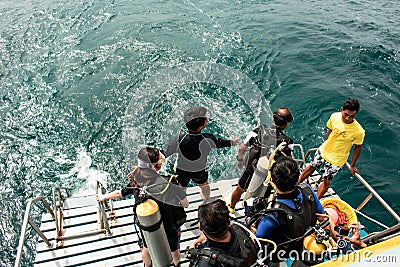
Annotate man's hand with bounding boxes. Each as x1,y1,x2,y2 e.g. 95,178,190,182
344,222,367,249
230,137,240,146
193,233,206,247
349,166,360,176
96,194,106,202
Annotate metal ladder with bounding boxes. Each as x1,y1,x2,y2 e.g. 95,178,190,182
14,181,114,267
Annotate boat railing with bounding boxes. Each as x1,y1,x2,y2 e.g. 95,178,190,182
14,196,55,267
292,143,306,169
299,145,400,228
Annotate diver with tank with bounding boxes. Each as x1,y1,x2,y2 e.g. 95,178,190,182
97,147,188,267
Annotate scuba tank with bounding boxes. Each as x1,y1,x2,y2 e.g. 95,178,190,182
136,198,173,267
244,141,287,201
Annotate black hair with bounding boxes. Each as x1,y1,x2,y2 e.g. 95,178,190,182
198,199,229,238
273,107,293,127
184,106,207,131
342,98,360,113
186,117,207,131
271,156,300,192
137,147,160,164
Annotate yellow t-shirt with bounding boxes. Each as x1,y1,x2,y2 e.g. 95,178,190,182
320,112,365,166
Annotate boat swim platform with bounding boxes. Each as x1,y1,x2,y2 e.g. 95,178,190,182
34,173,336,267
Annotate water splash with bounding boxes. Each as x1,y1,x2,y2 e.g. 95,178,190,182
60,149,109,194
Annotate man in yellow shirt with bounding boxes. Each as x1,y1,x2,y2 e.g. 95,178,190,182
298,98,365,198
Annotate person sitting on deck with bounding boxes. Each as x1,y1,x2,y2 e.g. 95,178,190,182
161,106,239,202
253,156,337,265
228,107,294,213
187,199,257,267
96,147,188,267
298,98,365,199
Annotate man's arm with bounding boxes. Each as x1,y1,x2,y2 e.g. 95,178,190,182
96,190,122,202
349,144,362,176
344,222,367,249
236,143,248,168
180,197,189,208
161,135,179,158
209,134,239,148
325,128,332,140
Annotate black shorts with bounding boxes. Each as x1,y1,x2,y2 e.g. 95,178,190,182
238,150,259,190
175,169,208,187
238,161,256,189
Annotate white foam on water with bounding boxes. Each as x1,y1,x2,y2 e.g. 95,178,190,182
60,149,109,195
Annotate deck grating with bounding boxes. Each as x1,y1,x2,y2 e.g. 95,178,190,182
34,173,335,266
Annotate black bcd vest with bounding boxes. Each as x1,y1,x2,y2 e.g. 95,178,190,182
269,184,317,255
187,224,257,267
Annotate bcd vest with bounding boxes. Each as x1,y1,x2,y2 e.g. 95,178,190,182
269,184,317,254
187,224,257,267
250,124,291,160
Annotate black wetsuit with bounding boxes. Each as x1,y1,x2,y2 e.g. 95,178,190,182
162,131,233,187
189,225,257,267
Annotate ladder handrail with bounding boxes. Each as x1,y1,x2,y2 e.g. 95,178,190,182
96,180,113,235
14,196,55,267
345,162,400,223
52,186,71,240
15,183,115,266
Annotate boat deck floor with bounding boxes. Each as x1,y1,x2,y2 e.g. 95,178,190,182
34,172,337,266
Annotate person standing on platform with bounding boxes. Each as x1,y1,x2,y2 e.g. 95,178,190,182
97,147,188,267
162,106,239,202
298,98,365,199
228,107,294,213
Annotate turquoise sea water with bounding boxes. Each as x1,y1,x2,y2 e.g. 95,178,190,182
0,0,399,265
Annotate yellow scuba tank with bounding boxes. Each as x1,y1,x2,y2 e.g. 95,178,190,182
303,234,327,254
136,199,173,266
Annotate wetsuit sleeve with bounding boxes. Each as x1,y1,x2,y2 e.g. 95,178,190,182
255,213,280,239
168,184,187,201
244,127,260,147
311,188,325,214
177,187,187,200
281,136,294,157
121,183,135,197
161,135,180,158
204,133,233,148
